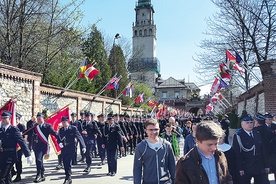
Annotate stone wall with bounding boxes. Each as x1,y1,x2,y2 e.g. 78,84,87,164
0,63,143,124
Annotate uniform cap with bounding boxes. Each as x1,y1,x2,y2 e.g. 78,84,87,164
70,113,77,117
16,113,22,119
113,113,118,117
119,114,125,117
241,114,253,122
36,112,45,118
1,111,12,118
107,114,114,120
254,113,266,124
97,114,105,118
80,112,84,116
61,116,69,121
146,115,152,119
264,113,273,119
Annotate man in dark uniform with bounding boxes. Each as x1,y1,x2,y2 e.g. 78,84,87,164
82,112,102,173
77,111,86,162
253,112,274,183
102,115,124,176
118,114,128,157
124,114,133,154
232,114,270,184
0,111,32,184
96,113,106,166
11,113,26,182
58,116,86,184
128,115,138,154
32,112,59,183
264,113,276,181
220,114,230,144
134,115,141,143
69,112,81,165
26,116,36,152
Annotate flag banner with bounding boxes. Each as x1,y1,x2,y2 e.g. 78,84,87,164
105,75,122,90
219,63,231,79
123,84,134,98
135,93,144,103
148,99,156,107
0,99,13,122
77,59,87,78
235,51,243,64
84,64,99,81
219,78,229,88
210,77,221,94
46,107,70,155
226,50,244,73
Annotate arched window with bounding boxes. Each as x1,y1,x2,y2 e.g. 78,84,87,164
139,30,142,36
149,29,152,35
144,29,147,36
134,30,137,36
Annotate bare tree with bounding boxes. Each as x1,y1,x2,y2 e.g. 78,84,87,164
194,0,276,91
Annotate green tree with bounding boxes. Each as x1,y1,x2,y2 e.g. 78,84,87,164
76,24,111,94
108,45,130,101
132,83,153,112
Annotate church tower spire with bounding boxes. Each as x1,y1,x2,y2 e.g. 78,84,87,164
129,0,160,90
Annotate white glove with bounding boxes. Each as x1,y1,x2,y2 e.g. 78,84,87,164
27,156,33,165
82,148,86,154
59,143,64,148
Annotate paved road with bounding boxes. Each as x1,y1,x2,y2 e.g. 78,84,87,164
15,138,276,184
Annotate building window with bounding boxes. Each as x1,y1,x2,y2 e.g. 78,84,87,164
139,30,142,36
134,30,137,36
149,29,152,35
162,91,167,98
144,29,147,36
174,91,180,99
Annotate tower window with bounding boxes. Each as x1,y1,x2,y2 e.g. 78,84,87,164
139,30,142,36
134,30,137,36
149,29,152,35
144,29,147,36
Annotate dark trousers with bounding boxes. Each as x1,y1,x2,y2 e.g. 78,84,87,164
58,154,63,165
85,143,95,167
129,139,133,152
0,163,13,184
34,150,45,175
97,141,105,162
107,149,117,173
62,152,74,179
15,150,23,175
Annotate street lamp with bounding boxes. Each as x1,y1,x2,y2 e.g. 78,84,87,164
113,33,121,97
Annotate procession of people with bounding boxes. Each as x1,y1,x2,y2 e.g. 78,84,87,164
1,108,276,184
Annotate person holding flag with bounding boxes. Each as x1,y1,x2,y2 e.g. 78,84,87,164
0,111,32,184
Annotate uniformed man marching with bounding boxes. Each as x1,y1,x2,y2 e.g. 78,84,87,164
69,112,81,165
0,111,32,184
102,115,124,176
82,112,102,173
31,112,59,183
58,116,86,184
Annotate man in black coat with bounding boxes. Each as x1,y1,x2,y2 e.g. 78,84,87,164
58,116,86,184
32,112,59,183
102,115,124,176
0,111,32,184
220,115,230,144
11,113,26,182
96,113,106,165
69,112,81,165
81,112,102,173
232,114,270,184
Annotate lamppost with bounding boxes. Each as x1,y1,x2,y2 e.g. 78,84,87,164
113,33,121,97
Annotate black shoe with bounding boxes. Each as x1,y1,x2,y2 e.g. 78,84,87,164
110,172,116,176
106,172,111,176
97,162,103,166
83,167,91,173
13,175,21,182
55,164,62,170
78,158,85,163
11,169,17,177
33,175,42,183
72,161,77,165
63,178,72,184
130,152,134,155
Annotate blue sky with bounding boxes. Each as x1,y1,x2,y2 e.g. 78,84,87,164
67,0,218,94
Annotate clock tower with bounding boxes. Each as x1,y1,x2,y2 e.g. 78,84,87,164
128,0,160,90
